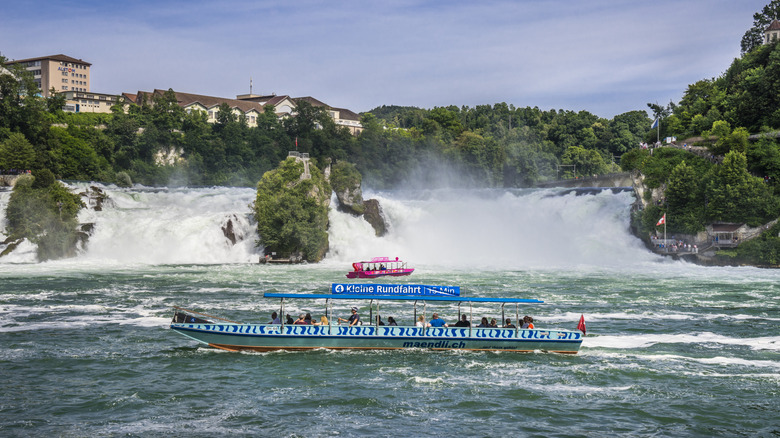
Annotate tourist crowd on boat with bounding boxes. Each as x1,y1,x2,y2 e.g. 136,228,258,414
269,309,535,329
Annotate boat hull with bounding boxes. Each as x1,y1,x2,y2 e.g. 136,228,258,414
346,269,415,279
170,323,583,354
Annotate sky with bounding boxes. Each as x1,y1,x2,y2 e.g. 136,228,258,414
0,0,771,119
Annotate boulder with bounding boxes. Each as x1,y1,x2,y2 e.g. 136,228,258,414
362,199,387,237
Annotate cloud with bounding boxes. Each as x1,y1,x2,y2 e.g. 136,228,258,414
0,0,770,118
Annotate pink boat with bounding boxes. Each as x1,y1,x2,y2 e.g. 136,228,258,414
346,257,414,279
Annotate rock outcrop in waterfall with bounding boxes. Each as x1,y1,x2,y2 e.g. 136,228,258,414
1,170,86,261
253,154,331,262
330,161,387,237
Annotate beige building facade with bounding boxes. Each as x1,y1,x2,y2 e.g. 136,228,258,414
63,90,120,113
6,54,91,97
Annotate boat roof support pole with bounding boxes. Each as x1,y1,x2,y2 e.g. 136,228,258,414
280,298,285,329
327,298,331,335
423,301,427,335
501,303,505,328
515,303,519,337
414,301,417,326
457,302,461,319
376,300,380,329
469,302,473,337
369,299,373,327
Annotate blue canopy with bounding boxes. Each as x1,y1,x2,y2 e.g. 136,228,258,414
263,292,543,304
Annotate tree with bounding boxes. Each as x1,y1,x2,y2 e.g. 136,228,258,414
561,145,609,177
665,161,704,232
0,56,49,143
741,1,780,54
703,150,780,225
0,132,36,170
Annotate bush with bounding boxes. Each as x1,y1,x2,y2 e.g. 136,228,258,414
115,171,133,187
6,175,85,261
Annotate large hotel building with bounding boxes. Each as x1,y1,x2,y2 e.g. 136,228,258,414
6,54,91,97
5,53,119,113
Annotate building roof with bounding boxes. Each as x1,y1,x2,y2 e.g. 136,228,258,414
711,223,744,232
334,107,361,121
6,54,92,66
294,96,329,107
132,89,271,113
293,96,361,121
767,20,780,32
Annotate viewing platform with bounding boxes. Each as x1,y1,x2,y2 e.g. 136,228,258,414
288,151,311,179
535,172,633,189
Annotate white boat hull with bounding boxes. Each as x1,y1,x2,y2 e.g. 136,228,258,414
170,323,583,354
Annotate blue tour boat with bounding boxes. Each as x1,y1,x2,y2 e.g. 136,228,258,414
170,284,585,354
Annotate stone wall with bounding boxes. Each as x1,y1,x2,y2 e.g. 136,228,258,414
0,175,22,187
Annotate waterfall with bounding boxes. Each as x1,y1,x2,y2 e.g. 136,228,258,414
325,188,655,269
0,184,261,264
1,184,652,267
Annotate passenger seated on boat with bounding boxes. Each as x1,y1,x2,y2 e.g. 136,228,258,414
304,313,313,324
286,314,294,324
312,316,328,326
269,311,281,324
294,314,307,325
415,315,426,327
427,313,448,328
387,316,398,326
489,318,498,328
454,314,470,327
376,315,385,326
521,316,534,329
338,307,361,326
504,318,517,329
477,317,489,327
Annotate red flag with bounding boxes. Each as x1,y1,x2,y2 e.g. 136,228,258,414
577,314,586,336
656,213,666,226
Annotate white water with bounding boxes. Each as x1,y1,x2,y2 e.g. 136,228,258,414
0,184,261,264
1,184,656,267
326,188,658,270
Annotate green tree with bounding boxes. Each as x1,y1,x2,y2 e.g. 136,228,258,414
741,0,780,54
703,150,780,225
746,136,780,186
0,132,36,170
561,145,609,177
5,171,85,261
0,56,49,143
47,127,101,180
665,161,704,233
253,158,331,261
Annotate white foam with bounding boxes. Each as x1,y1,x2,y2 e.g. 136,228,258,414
586,332,780,351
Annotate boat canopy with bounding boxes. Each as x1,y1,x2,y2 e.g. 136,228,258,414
263,292,543,304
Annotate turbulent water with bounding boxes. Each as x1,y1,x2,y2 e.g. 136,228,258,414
0,185,778,437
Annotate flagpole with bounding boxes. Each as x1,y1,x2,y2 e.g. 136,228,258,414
657,118,660,144
664,214,667,246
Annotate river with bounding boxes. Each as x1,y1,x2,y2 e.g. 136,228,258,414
0,185,778,437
